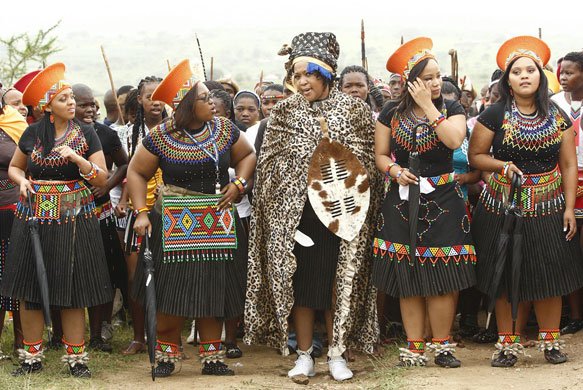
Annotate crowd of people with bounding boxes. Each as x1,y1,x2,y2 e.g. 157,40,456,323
0,31,582,384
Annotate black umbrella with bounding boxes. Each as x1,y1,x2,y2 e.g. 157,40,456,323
485,174,522,329
26,191,52,340
143,229,157,381
509,178,523,334
408,124,425,263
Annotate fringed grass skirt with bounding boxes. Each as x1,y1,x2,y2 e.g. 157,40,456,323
292,200,340,310
132,185,247,319
473,168,583,301
0,180,113,309
0,205,18,311
96,201,127,294
372,174,477,298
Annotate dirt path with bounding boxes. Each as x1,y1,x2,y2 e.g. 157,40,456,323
97,332,583,389
99,344,384,389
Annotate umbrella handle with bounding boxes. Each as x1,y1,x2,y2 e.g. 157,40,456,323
509,174,522,209
144,228,149,251
26,190,34,217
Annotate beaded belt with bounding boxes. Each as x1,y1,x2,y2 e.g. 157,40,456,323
15,179,96,223
0,178,16,191
95,200,114,221
481,166,562,217
387,171,455,195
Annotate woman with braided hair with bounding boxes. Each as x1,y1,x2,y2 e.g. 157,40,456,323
0,63,112,377
118,76,166,355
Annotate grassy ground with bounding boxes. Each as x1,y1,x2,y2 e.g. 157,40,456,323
0,313,142,390
0,313,403,390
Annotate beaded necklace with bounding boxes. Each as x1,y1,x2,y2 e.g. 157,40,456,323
183,124,221,194
31,120,89,167
391,106,448,153
501,100,565,151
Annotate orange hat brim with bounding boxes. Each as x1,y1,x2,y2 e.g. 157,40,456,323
152,59,195,108
386,37,433,76
22,63,66,106
496,36,550,71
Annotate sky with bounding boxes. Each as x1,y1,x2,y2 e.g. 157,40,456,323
2,0,582,93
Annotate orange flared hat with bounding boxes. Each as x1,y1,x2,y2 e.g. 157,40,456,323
496,36,550,71
386,37,434,80
152,59,200,110
22,63,70,111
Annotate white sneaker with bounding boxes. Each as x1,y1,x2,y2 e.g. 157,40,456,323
328,356,353,381
288,354,315,377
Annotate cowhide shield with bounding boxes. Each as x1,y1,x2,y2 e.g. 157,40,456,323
307,118,370,241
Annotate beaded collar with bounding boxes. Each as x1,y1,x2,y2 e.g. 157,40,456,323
31,120,89,167
391,105,448,153
501,101,566,151
147,117,235,164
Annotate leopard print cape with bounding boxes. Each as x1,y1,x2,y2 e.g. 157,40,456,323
244,87,383,357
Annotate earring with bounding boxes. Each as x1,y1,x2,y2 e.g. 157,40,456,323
49,114,54,123
509,88,514,96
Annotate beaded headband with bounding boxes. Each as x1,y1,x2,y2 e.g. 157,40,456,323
38,79,71,111
403,49,436,80
172,76,200,110
504,49,542,70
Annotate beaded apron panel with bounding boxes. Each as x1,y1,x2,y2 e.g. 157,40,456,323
162,196,237,263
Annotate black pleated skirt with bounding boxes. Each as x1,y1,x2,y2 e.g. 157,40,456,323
0,187,113,309
473,170,583,301
132,197,248,319
0,206,18,311
372,178,477,298
292,200,340,310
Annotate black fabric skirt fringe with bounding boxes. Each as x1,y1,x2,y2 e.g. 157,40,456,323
0,207,18,311
132,198,248,319
292,200,340,310
0,194,113,309
372,180,477,298
473,173,583,302
98,210,128,295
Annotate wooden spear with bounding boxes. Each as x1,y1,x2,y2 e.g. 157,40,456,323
258,70,264,94
100,45,125,126
539,28,542,39
167,59,172,71
401,36,404,45
448,49,459,88
361,19,367,70
210,57,214,80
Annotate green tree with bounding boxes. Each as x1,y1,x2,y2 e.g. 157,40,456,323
0,21,62,86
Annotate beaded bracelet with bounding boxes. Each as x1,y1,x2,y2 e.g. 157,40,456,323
502,161,513,177
386,162,399,178
79,162,99,181
430,114,445,129
133,207,149,217
230,176,248,194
